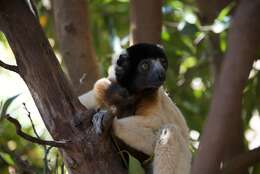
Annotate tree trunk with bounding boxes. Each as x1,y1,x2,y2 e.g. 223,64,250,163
0,1,125,173
191,0,260,174
53,0,100,95
129,0,162,45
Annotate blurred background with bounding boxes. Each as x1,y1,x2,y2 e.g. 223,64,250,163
0,0,260,173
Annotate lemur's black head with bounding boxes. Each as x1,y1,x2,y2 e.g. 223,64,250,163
115,43,168,93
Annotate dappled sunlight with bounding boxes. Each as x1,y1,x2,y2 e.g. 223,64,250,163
245,110,260,150
190,130,200,149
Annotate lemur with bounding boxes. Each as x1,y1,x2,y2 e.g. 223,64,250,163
79,43,191,174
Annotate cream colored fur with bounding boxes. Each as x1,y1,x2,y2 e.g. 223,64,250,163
79,78,191,174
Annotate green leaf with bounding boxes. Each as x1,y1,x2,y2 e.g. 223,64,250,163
252,164,260,174
0,32,9,47
162,30,170,41
0,152,14,165
128,154,145,174
216,2,235,21
179,57,197,74
0,94,20,119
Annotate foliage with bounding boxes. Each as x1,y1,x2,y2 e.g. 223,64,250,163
128,153,145,174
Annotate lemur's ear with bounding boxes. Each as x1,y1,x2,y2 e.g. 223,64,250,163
115,53,130,81
156,44,164,50
117,53,129,66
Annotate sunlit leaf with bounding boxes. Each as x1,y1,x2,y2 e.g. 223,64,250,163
0,32,9,47
0,94,20,119
180,57,197,74
220,32,227,52
162,30,170,41
39,15,48,27
0,152,14,165
170,1,183,10
128,154,145,174
216,2,235,21
117,0,128,2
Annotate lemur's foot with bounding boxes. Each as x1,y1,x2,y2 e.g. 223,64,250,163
74,108,97,128
92,110,115,136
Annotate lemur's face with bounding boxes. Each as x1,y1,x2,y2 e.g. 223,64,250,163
115,43,168,93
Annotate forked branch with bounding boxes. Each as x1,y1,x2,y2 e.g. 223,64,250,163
5,115,70,148
0,59,19,73
222,146,260,174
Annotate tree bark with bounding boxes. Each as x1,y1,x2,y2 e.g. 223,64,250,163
222,146,260,174
129,0,162,45
53,0,100,95
208,34,223,81
0,1,125,173
191,0,260,174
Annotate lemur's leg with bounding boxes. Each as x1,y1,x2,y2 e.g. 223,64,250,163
153,124,191,174
113,116,160,155
79,90,97,109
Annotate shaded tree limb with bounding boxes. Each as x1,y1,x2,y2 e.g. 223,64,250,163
43,146,53,174
5,115,69,148
207,33,224,82
52,0,100,95
0,59,19,73
196,0,232,80
222,146,260,174
196,0,234,24
191,0,260,174
0,1,126,173
130,0,162,44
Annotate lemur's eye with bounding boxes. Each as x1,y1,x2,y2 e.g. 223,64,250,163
160,58,167,68
141,62,149,71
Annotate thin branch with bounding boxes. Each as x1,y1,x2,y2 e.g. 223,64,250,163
54,153,59,174
23,103,52,173
61,162,65,174
222,146,260,174
22,103,55,173
44,146,53,174
23,103,41,138
5,115,70,148
0,59,19,73
196,0,234,24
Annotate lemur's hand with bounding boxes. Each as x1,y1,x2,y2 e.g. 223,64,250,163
105,82,136,118
92,110,115,136
105,82,131,104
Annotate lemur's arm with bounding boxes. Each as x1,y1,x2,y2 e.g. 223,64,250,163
113,115,159,155
113,115,191,174
79,78,136,117
79,90,98,109
153,125,191,174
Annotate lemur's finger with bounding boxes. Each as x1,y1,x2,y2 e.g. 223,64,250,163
92,111,105,135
